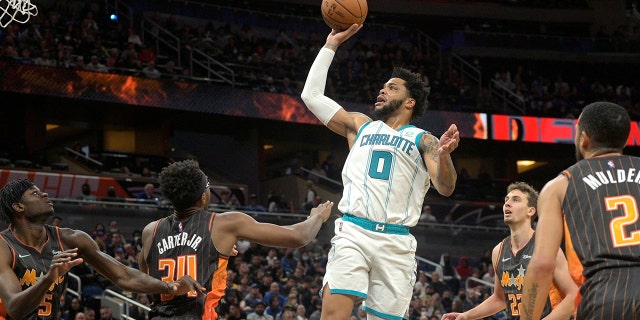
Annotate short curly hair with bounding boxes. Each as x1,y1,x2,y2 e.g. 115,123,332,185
391,67,430,120
159,160,208,210
0,179,34,223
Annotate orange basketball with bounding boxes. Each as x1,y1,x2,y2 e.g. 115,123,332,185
321,0,368,31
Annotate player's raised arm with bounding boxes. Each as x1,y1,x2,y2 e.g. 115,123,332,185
301,24,369,140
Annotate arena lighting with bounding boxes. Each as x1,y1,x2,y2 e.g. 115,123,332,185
110,14,118,21
517,160,546,174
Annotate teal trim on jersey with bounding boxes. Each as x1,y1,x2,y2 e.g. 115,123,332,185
329,288,367,298
414,131,424,150
363,306,404,320
343,214,410,235
355,121,372,141
397,124,416,131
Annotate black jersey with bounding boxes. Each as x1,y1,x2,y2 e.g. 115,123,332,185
0,225,67,320
562,155,640,319
146,210,228,320
496,235,553,319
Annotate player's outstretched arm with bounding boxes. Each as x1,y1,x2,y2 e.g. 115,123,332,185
422,124,459,196
0,245,83,319
211,201,334,256
62,228,204,296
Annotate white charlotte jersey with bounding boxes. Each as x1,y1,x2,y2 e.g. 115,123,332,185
338,120,430,227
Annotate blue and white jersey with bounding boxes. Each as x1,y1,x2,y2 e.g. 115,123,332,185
339,120,430,227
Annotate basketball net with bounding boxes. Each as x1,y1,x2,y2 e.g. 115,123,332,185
0,0,38,28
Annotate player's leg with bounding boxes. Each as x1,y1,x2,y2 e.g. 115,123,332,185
320,284,358,320
364,233,417,320
321,222,370,320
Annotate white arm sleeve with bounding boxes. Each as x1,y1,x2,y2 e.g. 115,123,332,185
301,47,344,125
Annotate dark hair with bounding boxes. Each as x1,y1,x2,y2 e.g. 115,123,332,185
159,160,207,209
0,179,34,223
507,181,539,219
579,102,630,150
391,67,430,120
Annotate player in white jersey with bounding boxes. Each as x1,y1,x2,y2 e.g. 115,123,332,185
301,24,460,320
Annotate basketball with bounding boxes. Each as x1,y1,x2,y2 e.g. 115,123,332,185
321,0,368,31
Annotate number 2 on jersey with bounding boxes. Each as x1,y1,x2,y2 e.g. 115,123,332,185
508,293,522,316
605,195,640,248
158,254,198,300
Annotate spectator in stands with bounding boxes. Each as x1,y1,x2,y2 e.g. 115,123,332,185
142,59,161,79
414,271,430,299
100,306,114,320
437,253,461,293
74,312,86,320
295,304,307,320
35,50,56,66
280,249,298,276
102,186,124,206
265,294,284,319
308,299,321,320
301,195,322,214
429,271,450,296
321,154,339,181
52,215,63,227
129,293,151,320
303,180,316,206
419,204,437,223
91,222,108,242
122,243,138,268
308,162,326,184
108,220,119,235
264,281,288,310
482,263,495,285
126,27,143,47
245,284,264,309
83,308,96,320
130,229,143,252
77,182,97,202
227,303,247,320
63,297,83,320
163,60,179,80
248,300,272,320
138,43,156,64
73,55,87,70
105,47,120,68
455,256,473,281
218,189,240,210
246,194,267,213
278,77,298,95
136,183,158,204
106,231,125,256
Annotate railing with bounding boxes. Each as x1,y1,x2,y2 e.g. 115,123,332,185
104,289,150,320
140,17,182,68
450,53,482,96
65,147,104,169
490,79,526,115
465,276,494,292
299,167,343,191
66,272,82,298
416,30,443,70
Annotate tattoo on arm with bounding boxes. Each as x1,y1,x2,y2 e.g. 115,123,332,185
522,283,539,319
421,135,439,161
